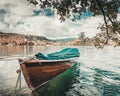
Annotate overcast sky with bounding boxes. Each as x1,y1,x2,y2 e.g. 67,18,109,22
0,0,119,39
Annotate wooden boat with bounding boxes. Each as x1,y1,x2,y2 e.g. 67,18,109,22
18,48,80,91
19,59,74,91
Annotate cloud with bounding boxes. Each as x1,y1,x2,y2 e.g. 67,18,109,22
0,0,35,32
0,0,119,39
12,15,104,39
0,0,34,16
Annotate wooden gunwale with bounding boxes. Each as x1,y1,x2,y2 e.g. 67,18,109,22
19,59,74,91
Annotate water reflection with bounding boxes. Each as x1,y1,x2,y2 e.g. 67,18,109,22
32,63,81,96
0,45,52,57
0,45,24,56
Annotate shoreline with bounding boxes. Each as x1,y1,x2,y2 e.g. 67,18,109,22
0,32,120,47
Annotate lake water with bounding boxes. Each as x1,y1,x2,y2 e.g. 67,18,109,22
0,45,120,96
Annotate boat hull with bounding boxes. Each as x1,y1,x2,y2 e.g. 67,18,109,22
19,59,74,91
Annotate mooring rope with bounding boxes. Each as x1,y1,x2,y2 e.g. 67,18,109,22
14,68,21,91
14,56,35,92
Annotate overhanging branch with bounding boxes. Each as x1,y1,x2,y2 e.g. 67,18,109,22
95,0,110,38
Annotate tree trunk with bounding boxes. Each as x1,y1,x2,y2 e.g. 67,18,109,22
95,0,110,38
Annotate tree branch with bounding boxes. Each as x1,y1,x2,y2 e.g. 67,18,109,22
95,0,110,38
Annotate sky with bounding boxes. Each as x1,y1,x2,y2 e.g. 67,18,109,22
0,0,120,39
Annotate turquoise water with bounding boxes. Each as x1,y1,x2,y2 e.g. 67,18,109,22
0,46,120,96
33,63,81,96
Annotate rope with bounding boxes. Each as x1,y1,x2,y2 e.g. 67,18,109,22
14,68,21,91
14,56,35,92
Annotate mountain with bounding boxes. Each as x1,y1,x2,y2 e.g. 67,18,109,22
54,38,76,42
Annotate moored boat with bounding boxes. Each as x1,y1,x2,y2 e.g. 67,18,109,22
18,48,80,91
19,59,74,91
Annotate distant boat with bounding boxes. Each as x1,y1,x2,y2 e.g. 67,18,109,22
18,48,80,91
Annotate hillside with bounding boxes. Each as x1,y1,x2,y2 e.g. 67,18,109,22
0,32,93,46
0,31,120,47
0,32,54,46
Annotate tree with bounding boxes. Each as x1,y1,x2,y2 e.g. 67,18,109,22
27,0,120,38
78,32,85,40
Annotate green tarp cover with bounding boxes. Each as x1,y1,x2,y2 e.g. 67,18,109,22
35,48,80,60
